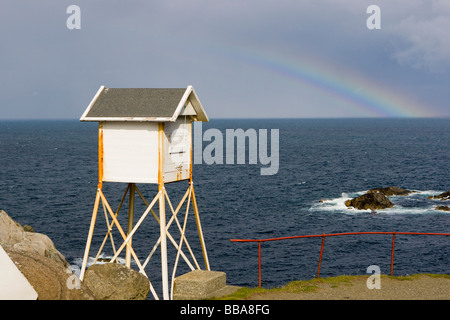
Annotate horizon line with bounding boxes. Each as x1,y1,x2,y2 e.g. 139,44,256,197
1,115,449,121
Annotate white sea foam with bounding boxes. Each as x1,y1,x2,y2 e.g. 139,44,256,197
411,190,443,196
310,192,360,214
70,254,127,277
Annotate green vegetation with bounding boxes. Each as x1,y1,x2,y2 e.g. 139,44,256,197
215,275,358,300
387,273,450,281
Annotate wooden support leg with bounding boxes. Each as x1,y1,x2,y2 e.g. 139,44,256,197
191,183,210,270
79,189,101,281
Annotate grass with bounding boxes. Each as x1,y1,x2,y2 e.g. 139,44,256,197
215,275,358,300
386,273,450,281
215,273,450,300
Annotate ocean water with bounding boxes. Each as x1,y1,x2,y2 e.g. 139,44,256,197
0,118,449,296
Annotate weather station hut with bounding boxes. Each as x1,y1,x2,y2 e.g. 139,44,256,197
78,85,210,300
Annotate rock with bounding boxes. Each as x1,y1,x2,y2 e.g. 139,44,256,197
428,191,450,200
368,187,412,196
4,247,95,300
0,210,67,266
23,225,34,232
83,263,150,300
345,193,394,210
435,206,450,212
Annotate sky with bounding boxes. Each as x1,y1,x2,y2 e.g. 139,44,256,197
0,0,449,119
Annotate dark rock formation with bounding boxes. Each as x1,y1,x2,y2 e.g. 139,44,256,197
435,206,450,212
345,192,394,210
428,191,450,200
368,187,412,196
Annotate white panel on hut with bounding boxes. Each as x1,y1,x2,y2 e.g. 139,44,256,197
163,117,192,183
102,121,159,183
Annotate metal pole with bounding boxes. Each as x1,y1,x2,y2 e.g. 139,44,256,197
126,183,135,268
258,241,262,287
391,232,396,276
317,235,326,278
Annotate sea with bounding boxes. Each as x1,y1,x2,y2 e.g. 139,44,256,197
0,118,449,298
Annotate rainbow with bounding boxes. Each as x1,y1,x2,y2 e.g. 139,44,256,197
211,44,438,118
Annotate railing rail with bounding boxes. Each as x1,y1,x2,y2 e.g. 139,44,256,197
230,231,450,287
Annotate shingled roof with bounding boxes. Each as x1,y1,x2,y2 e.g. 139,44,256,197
80,85,208,122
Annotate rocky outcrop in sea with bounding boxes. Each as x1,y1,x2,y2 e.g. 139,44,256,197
367,187,413,197
345,192,394,210
426,191,450,212
428,191,450,201
344,187,450,212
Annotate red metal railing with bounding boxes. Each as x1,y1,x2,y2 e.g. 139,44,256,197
230,231,450,287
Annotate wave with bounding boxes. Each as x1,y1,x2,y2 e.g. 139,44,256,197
309,189,448,215
70,254,127,277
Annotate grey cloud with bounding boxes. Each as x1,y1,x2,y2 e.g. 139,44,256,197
391,15,450,72
0,0,448,119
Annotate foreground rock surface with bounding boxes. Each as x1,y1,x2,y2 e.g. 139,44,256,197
4,247,95,300
1,210,95,299
0,210,67,266
83,263,150,300
345,192,394,210
1,210,150,300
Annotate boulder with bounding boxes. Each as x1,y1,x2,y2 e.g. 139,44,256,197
368,187,412,196
0,210,67,266
435,206,450,212
428,191,450,200
345,192,394,210
83,263,150,300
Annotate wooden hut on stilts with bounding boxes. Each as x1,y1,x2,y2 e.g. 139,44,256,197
78,85,210,300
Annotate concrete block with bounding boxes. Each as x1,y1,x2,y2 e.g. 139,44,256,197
173,270,238,300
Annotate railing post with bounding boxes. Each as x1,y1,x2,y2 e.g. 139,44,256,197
258,241,262,287
391,231,396,276
317,234,326,278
